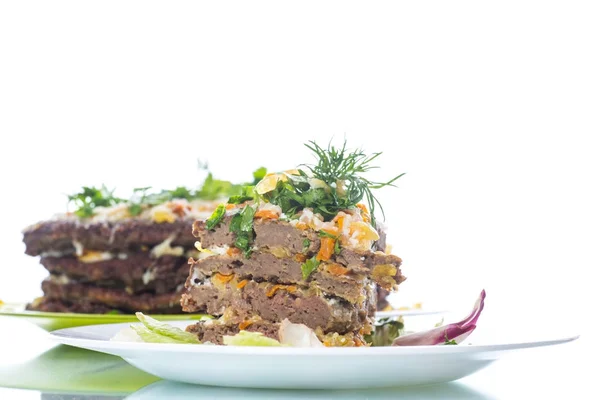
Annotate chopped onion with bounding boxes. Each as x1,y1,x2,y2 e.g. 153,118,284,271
278,319,324,347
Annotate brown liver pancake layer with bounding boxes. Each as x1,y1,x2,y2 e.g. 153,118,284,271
186,320,281,344
181,278,371,334
40,254,189,294
190,251,372,303
23,218,196,256
41,279,183,313
194,218,387,253
27,297,118,314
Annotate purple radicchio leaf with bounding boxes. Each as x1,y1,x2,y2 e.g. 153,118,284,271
392,289,486,346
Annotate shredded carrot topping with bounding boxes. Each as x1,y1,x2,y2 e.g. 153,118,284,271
236,279,248,289
317,237,335,261
170,203,188,217
295,222,309,230
265,284,296,298
225,203,236,210
326,263,349,276
254,209,279,220
226,247,242,256
294,253,307,263
214,273,234,284
238,320,253,330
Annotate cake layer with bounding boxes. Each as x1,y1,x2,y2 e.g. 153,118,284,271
40,254,189,294
23,218,195,256
190,251,371,304
194,218,404,290
186,319,368,347
186,319,281,344
41,279,183,313
194,217,386,254
26,297,119,314
181,277,372,334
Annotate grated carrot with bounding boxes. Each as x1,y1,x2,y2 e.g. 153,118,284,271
294,253,307,263
326,263,348,276
317,237,335,261
295,222,309,230
236,279,248,289
238,320,253,330
254,209,279,220
214,273,234,284
227,247,242,256
265,284,296,298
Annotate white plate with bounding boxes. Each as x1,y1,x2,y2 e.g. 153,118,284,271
374,309,446,318
49,321,578,389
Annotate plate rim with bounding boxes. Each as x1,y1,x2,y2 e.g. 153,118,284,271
0,302,443,320
0,302,208,321
48,320,580,356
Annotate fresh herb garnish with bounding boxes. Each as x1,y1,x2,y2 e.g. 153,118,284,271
301,256,320,280
206,204,226,230
227,195,254,204
67,167,266,218
67,186,125,218
252,167,268,184
364,317,405,347
318,230,338,239
257,140,403,226
443,331,458,345
302,238,311,253
229,204,256,257
333,239,341,255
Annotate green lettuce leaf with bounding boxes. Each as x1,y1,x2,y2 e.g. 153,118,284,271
134,312,200,344
222,331,283,347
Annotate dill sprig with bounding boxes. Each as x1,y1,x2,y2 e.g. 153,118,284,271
258,140,404,226
302,140,404,225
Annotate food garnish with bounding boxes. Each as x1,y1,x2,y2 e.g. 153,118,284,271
278,318,324,347
364,317,405,347
229,204,256,257
300,256,320,280
206,204,226,230
392,290,486,346
134,312,201,344
67,167,266,218
222,331,283,347
258,140,404,226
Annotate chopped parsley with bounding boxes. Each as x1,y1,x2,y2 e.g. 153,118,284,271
301,256,320,280
206,204,226,230
67,186,124,218
229,204,256,257
227,195,254,205
67,167,266,219
334,239,341,255
252,167,268,184
318,230,338,239
302,238,311,253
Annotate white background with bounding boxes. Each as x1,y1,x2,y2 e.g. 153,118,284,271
0,1,598,344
